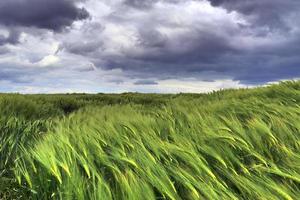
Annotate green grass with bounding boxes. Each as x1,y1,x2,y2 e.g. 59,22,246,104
1,81,300,199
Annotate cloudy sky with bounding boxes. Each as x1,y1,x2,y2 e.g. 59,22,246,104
0,0,299,93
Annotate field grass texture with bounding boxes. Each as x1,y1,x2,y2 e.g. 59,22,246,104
1,81,300,199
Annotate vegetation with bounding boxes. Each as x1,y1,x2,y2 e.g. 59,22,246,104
1,81,300,199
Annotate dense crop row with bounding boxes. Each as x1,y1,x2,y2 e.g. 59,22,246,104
1,81,300,199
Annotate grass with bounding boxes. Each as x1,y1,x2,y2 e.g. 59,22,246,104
0,81,300,199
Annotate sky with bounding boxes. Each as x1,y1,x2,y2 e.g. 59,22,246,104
0,0,299,93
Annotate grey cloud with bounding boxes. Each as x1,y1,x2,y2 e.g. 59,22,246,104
101,29,238,74
0,64,45,84
152,31,234,64
123,0,300,32
207,0,300,30
134,80,158,85
97,0,300,84
109,79,124,84
0,28,20,46
124,0,183,9
124,0,159,9
0,35,8,46
0,0,89,31
96,33,300,85
59,22,104,55
137,29,168,48
5,29,20,44
62,41,103,55
0,46,10,54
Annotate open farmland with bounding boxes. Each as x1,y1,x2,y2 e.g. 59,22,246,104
1,81,300,200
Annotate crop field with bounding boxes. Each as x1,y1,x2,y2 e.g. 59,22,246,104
0,81,300,200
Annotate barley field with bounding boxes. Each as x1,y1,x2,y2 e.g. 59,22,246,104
1,81,300,200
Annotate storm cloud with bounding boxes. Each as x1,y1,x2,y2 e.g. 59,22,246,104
0,0,89,31
0,0,299,93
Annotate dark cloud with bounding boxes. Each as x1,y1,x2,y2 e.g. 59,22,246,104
137,29,168,48
62,41,103,55
207,0,300,30
137,30,236,64
5,29,20,44
134,80,158,85
94,31,300,85
92,0,300,84
96,28,239,80
0,0,89,31
0,29,20,46
0,35,8,46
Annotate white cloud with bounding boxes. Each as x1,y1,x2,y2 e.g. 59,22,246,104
37,55,60,67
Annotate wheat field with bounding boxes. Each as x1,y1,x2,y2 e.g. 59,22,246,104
1,81,300,199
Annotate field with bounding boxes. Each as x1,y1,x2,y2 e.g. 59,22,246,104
1,81,300,200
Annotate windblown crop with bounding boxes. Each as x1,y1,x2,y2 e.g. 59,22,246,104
1,81,300,199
